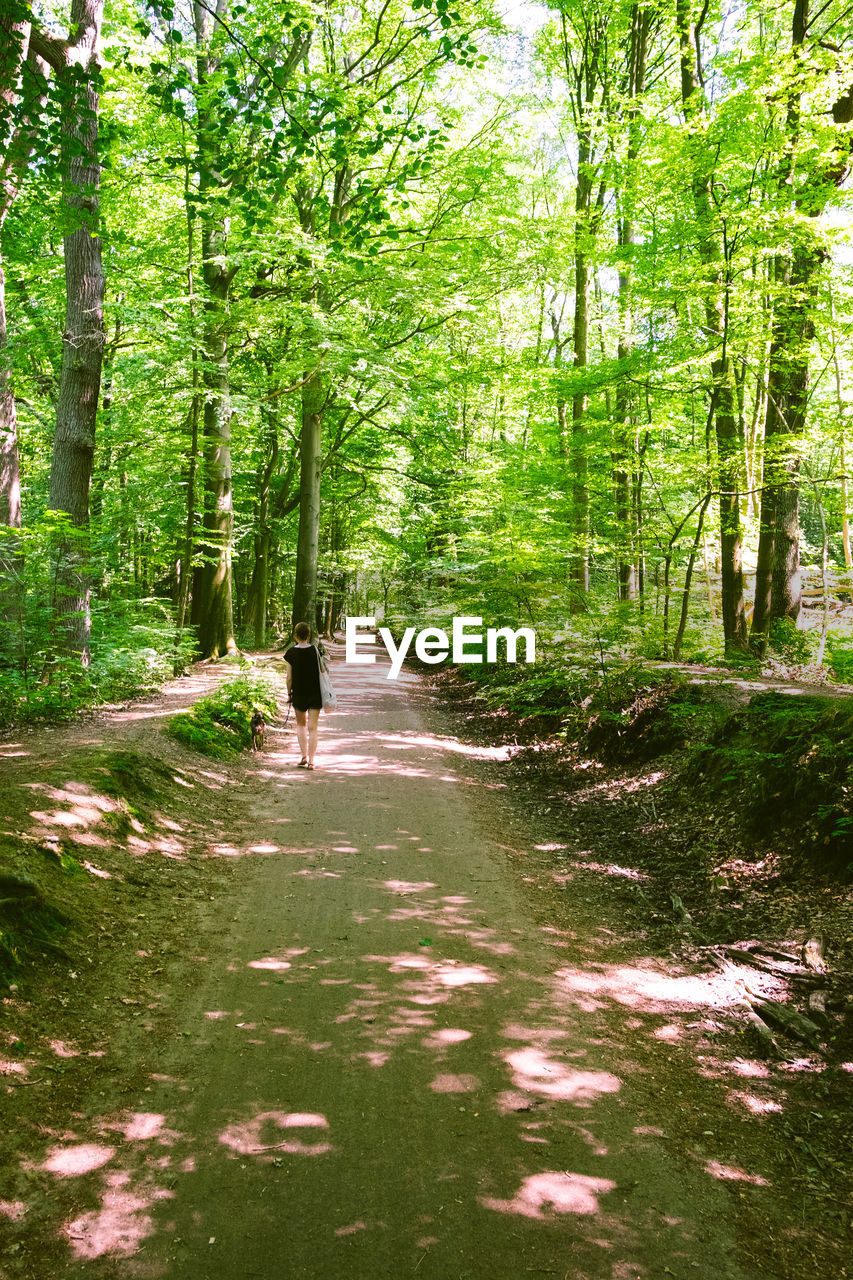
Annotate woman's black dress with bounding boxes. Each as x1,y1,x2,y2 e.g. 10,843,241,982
285,645,323,711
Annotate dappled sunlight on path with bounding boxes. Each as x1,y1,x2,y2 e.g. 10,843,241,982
20,650,762,1279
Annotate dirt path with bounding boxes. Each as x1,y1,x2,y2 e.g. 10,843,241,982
0,651,785,1280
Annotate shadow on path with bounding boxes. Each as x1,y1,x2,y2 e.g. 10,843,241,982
20,652,766,1280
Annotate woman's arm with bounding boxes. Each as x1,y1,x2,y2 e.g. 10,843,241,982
284,660,293,701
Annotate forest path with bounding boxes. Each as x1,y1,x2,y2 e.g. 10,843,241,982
23,647,771,1280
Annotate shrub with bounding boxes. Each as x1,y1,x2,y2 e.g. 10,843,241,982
88,599,197,700
769,617,816,665
0,512,199,727
576,665,722,762
0,875,69,983
167,675,279,758
447,653,724,762
827,634,853,684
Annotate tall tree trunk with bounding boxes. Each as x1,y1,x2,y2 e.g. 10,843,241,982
613,3,650,604
752,3,803,648
176,393,200,631
0,231,20,534
833,313,853,596
841,437,852,590
89,312,121,529
251,525,271,648
767,245,817,624
557,5,609,614
292,369,327,631
550,300,570,458
177,160,201,632
196,266,235,656
677,0,748,654
290,154,348,635
570,234,591,608
0,15,37,667
751,0,853,646
0,14,32,537
244,416,279,649
43,0,106,663
193,1,236,657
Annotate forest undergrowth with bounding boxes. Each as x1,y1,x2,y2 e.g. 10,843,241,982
0,682,254,1260
435,658,853,995
1,656,852,1277
429,660,853,1275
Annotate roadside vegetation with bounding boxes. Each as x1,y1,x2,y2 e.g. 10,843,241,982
167,674,280,759
2,0,853,717
436,656,853,1065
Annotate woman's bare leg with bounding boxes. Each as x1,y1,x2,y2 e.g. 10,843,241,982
307,708,320,765
294,709,308,762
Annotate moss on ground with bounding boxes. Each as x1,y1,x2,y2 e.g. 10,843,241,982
0,870,70,982
442,659,853,881
575,667,727,762
0,742,218,989
167,674,279,759
688,692,853,876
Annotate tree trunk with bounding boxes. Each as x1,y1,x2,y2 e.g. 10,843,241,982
714,369,749,651
292,369,326,632
0,15,32,536
677,0,748,654
842,446,852,583
89,313,120,529
768,244,817,625
750,0,852,646
176,393,200,631
290,156,348,636
557,5,609,614
828,281,853,595
245,423,278,649
570,239,590,608
177,163,201,632
552,311,570,459
613,4,650,604
0,235,20,533
252,526,271,649
192,2,236,658
46,0,106,663
673,492,712,659
196,274,235,656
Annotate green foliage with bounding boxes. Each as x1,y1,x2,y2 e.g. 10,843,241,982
826,634,853,684
451,652,723,761
0,520,196,725
88,602,198,701
167,675,279,758
461,655,585,719
0,881,69,984
4,0,853,707
689,692,853,875
769,618,817,665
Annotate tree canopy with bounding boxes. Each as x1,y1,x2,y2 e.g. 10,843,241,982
1,0,853,714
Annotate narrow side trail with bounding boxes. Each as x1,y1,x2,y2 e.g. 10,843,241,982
26,653,760,1280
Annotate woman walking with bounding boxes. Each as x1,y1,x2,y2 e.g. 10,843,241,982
284,622,323,769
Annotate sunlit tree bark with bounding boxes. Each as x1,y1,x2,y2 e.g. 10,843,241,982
676,0,748,654
751,0,853,649
28,0,106,662
613,3,652,604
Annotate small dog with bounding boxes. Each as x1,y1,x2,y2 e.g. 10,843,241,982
250,709,266,752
